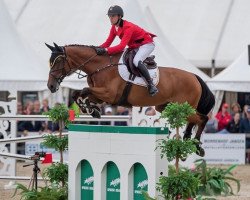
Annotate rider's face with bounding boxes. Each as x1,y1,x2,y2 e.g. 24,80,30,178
108,15,120,25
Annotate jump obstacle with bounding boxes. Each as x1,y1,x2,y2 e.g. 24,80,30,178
68,125,169,200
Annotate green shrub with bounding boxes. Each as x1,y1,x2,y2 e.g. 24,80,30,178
157,169,199,200
193,159,240,196
43,162,68,187
13,184,68,200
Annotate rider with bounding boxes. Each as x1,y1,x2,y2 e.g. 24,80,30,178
96,5,159,96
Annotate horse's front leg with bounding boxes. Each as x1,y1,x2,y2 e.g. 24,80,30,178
72,88,90,102
72,88,101,118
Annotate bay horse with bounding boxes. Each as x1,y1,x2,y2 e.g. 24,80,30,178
46,43,215,157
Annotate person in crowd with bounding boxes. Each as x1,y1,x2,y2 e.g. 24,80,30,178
240,107,250,162
17,102,23,115
18,101,34,132
114,106,129,126
16,102,25,154
239,108,250,149
215,103,231,131
242,104,249,119
41,98,50,113
230,102,241,117
226,112,241,133
204,111,218,133
100,106,113,125
32,100,44,132
23,101,34,115
17,101,25,132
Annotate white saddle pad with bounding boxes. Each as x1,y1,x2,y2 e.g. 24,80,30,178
118,54,159,87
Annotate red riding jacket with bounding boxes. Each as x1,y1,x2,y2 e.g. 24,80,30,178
100,19,156,55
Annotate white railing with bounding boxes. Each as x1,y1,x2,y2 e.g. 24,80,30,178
0,114,131,122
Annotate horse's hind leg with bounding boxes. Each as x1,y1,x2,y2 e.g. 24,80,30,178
183,123,195,140
194,113,209,157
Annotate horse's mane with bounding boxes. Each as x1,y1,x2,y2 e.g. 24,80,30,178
65,44,97,49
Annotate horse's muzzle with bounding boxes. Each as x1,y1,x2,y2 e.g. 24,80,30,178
47,83,58,93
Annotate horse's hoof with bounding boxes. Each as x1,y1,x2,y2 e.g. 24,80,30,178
180,157,187,162
183,133,191,140
91,109,101,119
196,146,205,157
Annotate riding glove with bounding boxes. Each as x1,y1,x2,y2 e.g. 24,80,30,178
96,47,107,55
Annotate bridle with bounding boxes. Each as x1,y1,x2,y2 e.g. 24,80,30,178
49,47,121,86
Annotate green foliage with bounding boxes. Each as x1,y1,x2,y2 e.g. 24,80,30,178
160,102,196,129
142,191,157,200
12,183,67,200
43,104,70,127
157,138,198,162
42,134,68,152
157,169,200,200
193,159,240,196
43,162,68,187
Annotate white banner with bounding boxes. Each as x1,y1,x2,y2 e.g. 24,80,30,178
201,134,246,164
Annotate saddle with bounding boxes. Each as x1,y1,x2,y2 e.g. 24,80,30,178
123,49,157,77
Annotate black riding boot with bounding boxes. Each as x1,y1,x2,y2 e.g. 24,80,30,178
137,61,159,96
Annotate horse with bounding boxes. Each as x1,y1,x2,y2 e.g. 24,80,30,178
45,42,215,157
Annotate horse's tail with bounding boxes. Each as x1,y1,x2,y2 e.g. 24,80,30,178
195,75,215,115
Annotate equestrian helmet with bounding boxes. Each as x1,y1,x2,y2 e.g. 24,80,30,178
107,5,123,17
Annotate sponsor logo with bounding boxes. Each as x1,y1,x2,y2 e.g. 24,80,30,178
110,178,120,187
137,179,148,189
84,176,94,185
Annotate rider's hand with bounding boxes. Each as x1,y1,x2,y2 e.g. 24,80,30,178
96,47,107,55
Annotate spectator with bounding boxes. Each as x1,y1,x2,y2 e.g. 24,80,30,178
239,108,250,149
242,104,249,119
114,106,128,126
17,102,23,114
226,112,241,133
100,106,113,125
41,98,50,113
230,102,241,117
18,101,34,132
23,101,34,115
17,101,25,132
32,100,44,132
215,103,231,131
204,111,218,133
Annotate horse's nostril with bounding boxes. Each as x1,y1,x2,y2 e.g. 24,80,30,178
50,85,54,89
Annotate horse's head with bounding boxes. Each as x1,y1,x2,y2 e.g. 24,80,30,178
46,42,70,93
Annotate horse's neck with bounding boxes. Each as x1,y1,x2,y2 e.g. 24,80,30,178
67,46,122,74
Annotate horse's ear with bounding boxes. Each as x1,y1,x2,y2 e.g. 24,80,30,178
53,42,63,52
45,43,55,52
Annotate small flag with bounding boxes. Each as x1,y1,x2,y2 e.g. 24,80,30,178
42,153,52,164
69,109,75,121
